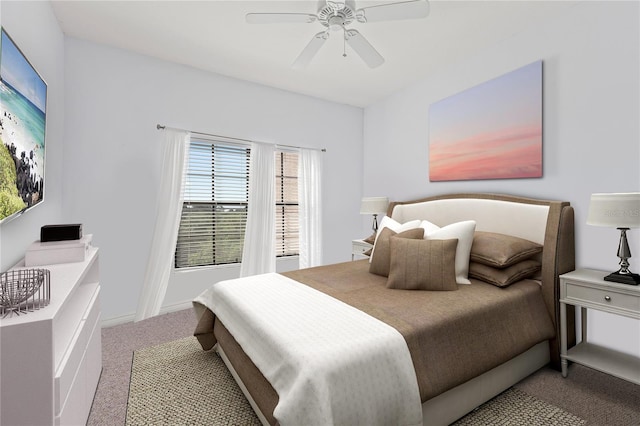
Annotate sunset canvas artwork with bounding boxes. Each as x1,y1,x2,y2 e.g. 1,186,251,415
429,61,542,182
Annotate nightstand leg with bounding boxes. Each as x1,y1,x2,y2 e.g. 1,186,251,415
560,302,568,378
581,307,587,343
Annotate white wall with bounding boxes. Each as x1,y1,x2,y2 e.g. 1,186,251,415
363,1,639,356
63,38,364,322
0,1,65,271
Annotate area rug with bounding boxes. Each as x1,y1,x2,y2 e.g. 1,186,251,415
126,336,586,425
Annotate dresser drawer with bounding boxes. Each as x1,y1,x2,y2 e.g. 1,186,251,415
565,282,640,312
54,285,100,415
56,314,102,426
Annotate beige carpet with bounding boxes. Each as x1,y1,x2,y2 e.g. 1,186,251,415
126,336,587,425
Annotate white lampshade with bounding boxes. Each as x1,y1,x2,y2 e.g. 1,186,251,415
360,197,389,215
586,193,640,228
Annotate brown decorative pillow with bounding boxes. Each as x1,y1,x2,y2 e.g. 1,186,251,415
363,233,377,245
386,237,459,291
369,227,424,277
469,260,542,287
470,231,542,268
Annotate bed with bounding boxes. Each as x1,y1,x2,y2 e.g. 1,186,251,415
193,193,576,425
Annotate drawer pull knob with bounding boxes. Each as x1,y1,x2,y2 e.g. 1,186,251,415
604,295,611,302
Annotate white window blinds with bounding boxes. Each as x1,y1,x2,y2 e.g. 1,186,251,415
175,140,250,268
276,151,299,257
175,139,299,269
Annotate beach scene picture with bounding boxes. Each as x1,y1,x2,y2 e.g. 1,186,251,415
0,28,47,222
429,61,542,181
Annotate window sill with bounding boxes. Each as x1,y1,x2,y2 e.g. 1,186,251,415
173,255,299,273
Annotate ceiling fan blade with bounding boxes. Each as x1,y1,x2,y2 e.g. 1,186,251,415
292,31,330,69
246,13,317,24
356,0,430,23
345,29,384,68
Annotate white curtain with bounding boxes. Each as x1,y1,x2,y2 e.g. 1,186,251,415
298,148,323,268
135,129,190,322
240,143,276,277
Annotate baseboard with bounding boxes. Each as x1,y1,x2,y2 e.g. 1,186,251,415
159,300,193,316
101,301,193,328
101,312,136,328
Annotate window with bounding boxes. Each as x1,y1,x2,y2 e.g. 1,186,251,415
175,139,299,269
275,151,299,257
175,141,250,268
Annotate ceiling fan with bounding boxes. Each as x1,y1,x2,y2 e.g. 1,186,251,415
246,0,430,69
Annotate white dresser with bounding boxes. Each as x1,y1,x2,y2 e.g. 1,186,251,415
0,247,102,426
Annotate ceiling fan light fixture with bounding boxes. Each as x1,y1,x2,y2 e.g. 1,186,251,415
328,16,345,31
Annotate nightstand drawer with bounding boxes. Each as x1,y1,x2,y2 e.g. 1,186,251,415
352,243,371,255
565,282,640,312
351,239,373,261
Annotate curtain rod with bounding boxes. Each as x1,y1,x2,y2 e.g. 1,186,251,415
156,124,326,153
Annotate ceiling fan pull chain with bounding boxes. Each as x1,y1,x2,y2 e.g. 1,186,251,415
343,27,347,57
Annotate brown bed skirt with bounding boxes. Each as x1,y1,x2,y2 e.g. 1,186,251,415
214,320,279,426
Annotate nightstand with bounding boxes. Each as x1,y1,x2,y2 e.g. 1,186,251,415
559,269,640,385
352,239,373,261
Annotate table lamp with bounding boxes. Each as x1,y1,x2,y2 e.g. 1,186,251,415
360,197,389,232
586,192,640,285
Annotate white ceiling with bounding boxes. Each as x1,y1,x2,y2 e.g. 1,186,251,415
50,0,579,107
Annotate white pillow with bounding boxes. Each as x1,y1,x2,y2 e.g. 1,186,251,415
421,220,476,284
370,217,422,262
378,216,422,237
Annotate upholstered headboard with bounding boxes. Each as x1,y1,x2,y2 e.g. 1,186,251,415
388,193,575,369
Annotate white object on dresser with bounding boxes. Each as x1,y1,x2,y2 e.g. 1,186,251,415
559,268,640,385
0,247,102,426
25,234,93,267
352,239,373,260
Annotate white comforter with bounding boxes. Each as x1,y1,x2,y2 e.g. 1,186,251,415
193,273,422,426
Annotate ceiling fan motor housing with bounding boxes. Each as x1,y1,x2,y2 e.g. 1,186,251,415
317,0,357,30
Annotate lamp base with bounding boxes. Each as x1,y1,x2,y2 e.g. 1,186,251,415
604,271,640,285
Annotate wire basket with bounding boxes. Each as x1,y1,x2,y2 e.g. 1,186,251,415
0,269,50,318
